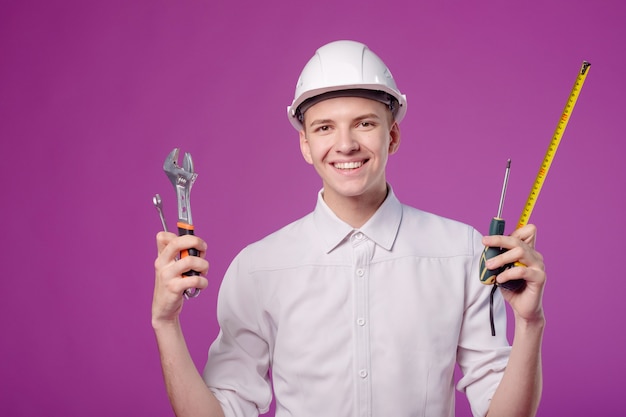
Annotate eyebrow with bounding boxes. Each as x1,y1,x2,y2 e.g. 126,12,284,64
308,118,334,128
354,113,382,122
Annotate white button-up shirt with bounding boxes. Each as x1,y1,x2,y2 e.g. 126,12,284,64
204,188,511,417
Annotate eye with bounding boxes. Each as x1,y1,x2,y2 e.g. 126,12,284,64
313,124,331,133
357,120,377,129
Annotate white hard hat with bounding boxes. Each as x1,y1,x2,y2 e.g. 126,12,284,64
287,40,407,131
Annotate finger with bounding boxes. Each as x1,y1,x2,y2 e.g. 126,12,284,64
169,254,210,278
482,224,538,249
485,245,524,270
496,262,546,288
165,273,210,296
156,231,177,254
173,234,208,258
158,234,208,263
510,224,537,247
483,236,544,275
487,243,544,275
482,234,519,251
483,233,530,255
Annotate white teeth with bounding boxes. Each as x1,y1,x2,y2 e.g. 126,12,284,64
334,161,363,169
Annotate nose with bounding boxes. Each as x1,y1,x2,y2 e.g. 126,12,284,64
335,127,359,153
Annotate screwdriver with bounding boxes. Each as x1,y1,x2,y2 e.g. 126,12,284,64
479,159,524,291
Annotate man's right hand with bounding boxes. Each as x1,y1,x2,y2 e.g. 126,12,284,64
152,231,209,329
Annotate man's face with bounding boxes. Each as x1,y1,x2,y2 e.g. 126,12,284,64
299,96,401,207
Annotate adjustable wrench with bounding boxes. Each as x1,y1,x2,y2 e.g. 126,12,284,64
163,148,201,299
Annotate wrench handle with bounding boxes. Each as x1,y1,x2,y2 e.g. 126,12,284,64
177,222,200,277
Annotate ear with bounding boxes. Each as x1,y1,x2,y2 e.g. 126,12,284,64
299,129,314,164
388,122,401,155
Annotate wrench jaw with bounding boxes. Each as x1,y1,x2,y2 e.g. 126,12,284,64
163,148,198,226
182,151,195,175
163,148,182,185
163,148,197,188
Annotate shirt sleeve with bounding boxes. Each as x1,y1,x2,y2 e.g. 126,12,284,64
202,248,272,417
456,227,512,417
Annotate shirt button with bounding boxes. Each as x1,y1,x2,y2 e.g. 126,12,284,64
357,318,366,326
356,269,364,277
354,232,364,240
359,369,368,378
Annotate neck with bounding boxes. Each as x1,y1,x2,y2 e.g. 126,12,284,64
323,185,389,228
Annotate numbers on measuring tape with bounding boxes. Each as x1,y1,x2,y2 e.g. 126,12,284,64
516,61,590,230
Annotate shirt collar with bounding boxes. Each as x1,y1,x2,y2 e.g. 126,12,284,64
313,185,403,253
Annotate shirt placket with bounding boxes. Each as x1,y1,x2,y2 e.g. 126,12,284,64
352,231,374,417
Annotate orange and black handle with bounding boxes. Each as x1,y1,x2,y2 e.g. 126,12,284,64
177,222,200,276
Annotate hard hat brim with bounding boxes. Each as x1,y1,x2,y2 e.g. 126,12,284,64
287,85,407,131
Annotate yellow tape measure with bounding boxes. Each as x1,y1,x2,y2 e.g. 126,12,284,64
516,61,591,229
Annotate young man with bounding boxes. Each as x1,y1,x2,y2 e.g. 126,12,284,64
152,40,546,417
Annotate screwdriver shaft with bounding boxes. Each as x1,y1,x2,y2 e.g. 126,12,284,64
497,159,511,219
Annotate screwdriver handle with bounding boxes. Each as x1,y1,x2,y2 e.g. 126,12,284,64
479,218,525,291
479,218,507,285
177,222,200,277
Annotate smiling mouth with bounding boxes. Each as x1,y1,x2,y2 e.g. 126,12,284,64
333,161,365,170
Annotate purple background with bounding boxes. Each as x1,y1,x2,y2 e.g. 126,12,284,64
1,1,624,416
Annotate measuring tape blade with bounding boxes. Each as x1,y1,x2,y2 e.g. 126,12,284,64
516,61,591,229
